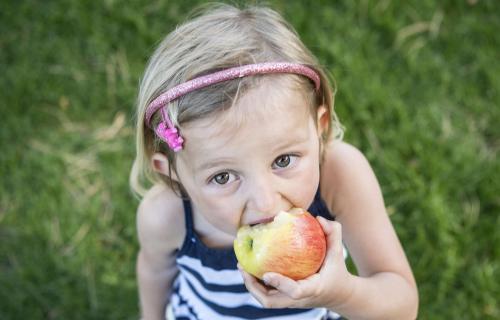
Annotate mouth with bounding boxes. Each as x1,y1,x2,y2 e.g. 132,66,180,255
248,216,276,227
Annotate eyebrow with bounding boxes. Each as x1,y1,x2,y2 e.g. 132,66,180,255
272,133,309,152
196,157,235,172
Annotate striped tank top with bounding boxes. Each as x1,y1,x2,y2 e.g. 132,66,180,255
169,189,344,320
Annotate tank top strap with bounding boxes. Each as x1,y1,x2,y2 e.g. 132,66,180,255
308,184,336,221
181,193,195,237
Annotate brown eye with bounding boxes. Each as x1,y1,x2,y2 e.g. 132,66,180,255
274,155,291,168
214,172,230,184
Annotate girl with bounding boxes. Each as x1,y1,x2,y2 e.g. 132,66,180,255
130,4,418,320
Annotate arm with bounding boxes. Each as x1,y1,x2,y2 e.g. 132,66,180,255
136,186,185,320
240,141,418,319
322,141,418,319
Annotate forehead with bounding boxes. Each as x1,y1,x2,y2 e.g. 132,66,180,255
178,77,315,160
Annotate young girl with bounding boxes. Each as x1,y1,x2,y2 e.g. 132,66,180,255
130,4,418,320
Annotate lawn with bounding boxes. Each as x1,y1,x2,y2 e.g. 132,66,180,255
1,0,499,319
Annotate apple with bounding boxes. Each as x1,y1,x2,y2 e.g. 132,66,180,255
234,208,326,280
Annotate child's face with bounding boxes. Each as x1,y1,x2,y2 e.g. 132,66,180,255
175,79,327,238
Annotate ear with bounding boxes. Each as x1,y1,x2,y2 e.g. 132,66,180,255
316,105,330,137
151,152,179,181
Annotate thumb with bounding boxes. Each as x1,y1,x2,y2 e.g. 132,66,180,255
317,216,343,259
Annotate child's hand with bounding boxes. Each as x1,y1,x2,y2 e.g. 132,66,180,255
238,217,354,310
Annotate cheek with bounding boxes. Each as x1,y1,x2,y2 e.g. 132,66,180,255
288,157,321,210
196,194,242,234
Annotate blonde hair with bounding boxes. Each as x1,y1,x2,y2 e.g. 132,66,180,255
130,3,343,197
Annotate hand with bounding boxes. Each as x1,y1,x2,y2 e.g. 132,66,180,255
238,217,355,310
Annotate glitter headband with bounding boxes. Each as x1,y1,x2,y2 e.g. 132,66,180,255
145,62,321,152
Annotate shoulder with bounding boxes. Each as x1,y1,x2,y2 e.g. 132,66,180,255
320,140,385,218
321,141,417,289
137,184,186,256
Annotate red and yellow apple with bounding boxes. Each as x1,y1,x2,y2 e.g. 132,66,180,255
234,208,326,280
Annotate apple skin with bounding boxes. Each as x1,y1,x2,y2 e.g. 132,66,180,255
234,208,326,280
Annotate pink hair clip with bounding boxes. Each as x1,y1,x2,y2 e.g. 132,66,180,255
145,62,321,152
154,108,184,152
155,122,184,152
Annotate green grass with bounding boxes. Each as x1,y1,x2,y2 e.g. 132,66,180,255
1,0,498,319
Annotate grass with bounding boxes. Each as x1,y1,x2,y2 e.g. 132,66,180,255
1,0,498,319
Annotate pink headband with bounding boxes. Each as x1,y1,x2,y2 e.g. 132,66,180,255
145,62,321,152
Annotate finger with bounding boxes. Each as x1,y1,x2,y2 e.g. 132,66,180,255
238,266,284,298
317,217,343,258
238,267,268,294
263,272,315,300
240,270,293,308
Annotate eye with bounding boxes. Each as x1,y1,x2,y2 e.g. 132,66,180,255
211,172,235,185
275,155,290,168
273,154,292,168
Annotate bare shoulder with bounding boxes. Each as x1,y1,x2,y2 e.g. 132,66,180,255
321,140,416,278
137,184,186,257
320,140,384,218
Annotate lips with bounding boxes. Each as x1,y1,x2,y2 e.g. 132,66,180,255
248,216,276,227
246,207,297,227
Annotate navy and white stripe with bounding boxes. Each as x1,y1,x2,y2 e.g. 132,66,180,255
169,189,344,320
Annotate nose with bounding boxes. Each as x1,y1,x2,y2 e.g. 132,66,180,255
246,174,279,215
